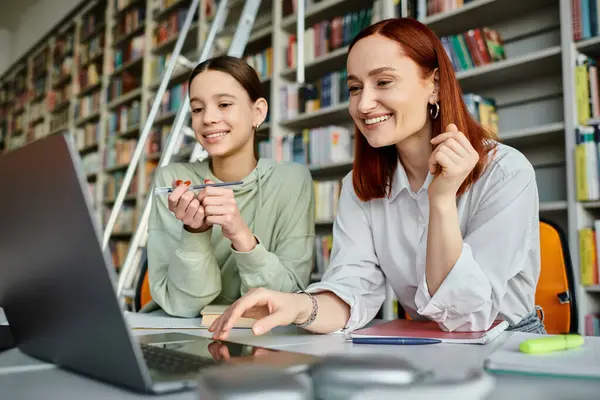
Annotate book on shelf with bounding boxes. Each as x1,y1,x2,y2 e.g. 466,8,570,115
271,125,353,167
585,313,600,336
147,125,172,154
314,179,342,222
115,6,146,40
153,8,197,48
397,0,418,19
285,6,374,70
280,68,350,119
574,52,600,197
108,100,141,135
313,234,333,280
154,82,188,117
441,27,506,73
576,54,596,125
79,38,105,68
104,171,138,199
149,52,193,84
104,203,138,231
571,0,599,42
145,160,159,192
75,91,102,120
463,93,498,135
105,137,137,168
109,71,141,101
81,6,105,38
110,241,131,270
75,122,101,149
397,0,478,20
53,31,74,66
78,62,102,92
578,222,600,286
113,36,145,71
245,48,273,82
574,123,600,201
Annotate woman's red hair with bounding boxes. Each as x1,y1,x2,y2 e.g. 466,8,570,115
350,18,498,202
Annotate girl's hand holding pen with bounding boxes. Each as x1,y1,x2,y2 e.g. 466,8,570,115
197,180,257,252
168,180,211,233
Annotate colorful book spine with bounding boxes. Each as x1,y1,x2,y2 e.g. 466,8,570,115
284,6,374,70
441,27,506,74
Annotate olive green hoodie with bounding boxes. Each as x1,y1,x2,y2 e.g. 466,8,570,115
144,157,315,317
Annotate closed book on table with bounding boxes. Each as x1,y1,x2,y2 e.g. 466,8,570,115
350,319,509,345
201,305,255,328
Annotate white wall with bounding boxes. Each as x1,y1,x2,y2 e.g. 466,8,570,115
0,29,10,75
1,0,83,76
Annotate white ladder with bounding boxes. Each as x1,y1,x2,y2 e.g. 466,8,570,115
102,0,264,300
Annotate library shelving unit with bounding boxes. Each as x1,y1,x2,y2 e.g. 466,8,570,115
0,0,598,332
565,0,600,334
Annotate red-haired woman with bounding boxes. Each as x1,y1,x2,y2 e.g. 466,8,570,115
208,18,545,339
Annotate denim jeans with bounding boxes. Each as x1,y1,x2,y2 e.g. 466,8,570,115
507,307,547,334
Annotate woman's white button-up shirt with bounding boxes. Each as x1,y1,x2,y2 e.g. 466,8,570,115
306,142,541,332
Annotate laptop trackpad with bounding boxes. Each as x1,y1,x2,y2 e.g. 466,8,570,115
144,334,317,373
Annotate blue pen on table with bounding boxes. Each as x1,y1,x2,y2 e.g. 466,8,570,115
153,180,244,195
349,337,442,345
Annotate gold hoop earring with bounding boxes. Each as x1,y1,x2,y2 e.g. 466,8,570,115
429,102,439,119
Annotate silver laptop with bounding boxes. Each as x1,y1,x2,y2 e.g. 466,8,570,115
0,133,318,394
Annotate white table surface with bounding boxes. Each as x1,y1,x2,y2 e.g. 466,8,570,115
1,308,599,399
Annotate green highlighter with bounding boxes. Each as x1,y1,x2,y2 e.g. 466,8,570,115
519,334,584,354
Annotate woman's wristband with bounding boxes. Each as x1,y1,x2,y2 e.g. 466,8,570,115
294,290,318,328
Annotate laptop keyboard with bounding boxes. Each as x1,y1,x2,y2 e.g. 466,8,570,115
141,343,218,374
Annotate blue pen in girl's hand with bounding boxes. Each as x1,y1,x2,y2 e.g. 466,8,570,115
153,180,244,195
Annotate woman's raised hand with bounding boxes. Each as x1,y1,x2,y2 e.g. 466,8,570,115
428,123,479,202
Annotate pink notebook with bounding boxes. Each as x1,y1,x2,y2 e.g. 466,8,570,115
350,319,509,344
